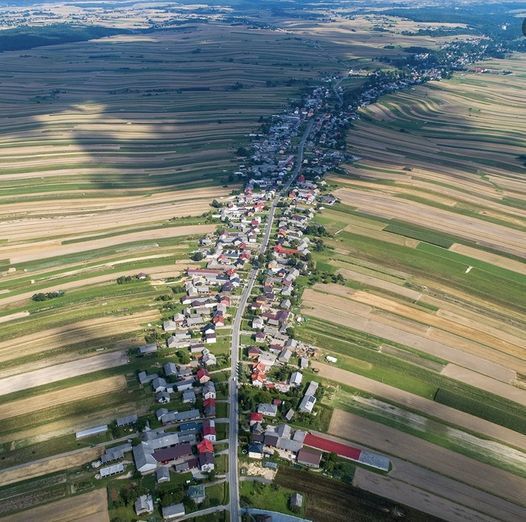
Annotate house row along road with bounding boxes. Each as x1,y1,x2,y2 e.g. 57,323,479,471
228,119,314,521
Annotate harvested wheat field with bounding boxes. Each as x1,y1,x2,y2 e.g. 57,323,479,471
2,223,215,264
0,488,109,522
328,410,526,507
0,311,156,364
352,469,497,522
0,351,128,396
441,365,526,407
0,375,126,421
302,287,525,379
312,362,526,450
0,447,102,487
352,468,498,522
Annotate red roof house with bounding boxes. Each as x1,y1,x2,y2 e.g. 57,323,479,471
197,439,214,454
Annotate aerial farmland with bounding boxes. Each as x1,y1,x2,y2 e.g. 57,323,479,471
0,1,525,522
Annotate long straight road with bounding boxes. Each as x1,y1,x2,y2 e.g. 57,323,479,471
228,118,314,521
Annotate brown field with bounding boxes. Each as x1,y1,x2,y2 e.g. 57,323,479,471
0,488,109,522
0,375,126,421
338,267,423,300
313,362,526,450
352,469,497,522
0,351,128,396
302,287,524,380
0,448,102,487
0,311,156,365
335,187,526,258
441,365,526,407
328,410,526,507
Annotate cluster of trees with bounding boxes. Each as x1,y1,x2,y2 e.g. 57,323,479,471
117,273,149,284
31,290,64,301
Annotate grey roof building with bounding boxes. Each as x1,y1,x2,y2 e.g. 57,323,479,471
162,503,185,519
135,494,154,516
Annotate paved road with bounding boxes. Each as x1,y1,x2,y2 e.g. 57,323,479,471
227,119,314,521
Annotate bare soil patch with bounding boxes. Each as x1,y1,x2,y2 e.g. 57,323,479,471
352,469,496,522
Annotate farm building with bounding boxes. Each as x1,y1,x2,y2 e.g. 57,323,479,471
297,447,322,469
139,343,158,355
99,463,125,478
156,466,171,483
76,424,108,440
101,443,132,464
116,414,138,427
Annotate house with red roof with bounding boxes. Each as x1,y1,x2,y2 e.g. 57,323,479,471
197,438,214,454
274,244,298,256
249,412,263,426
196,368,210,384
202,419,216,442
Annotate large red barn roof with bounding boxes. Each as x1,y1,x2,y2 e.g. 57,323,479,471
304,434,361,461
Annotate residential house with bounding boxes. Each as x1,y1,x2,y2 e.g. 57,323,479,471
156,466,170,484
202,419,216,441
162,503,185,520
196,368,210,384
257,403,278,417
289,372,303,387
198,452,215,473
202,380,216,400
135,494,154,516
187,484,206,504
182,389,196,404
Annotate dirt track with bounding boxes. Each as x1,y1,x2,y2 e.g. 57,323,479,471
0,487,109,522
313,362,526,450
328,410,526,508
0,375,126,420
0,351,128,396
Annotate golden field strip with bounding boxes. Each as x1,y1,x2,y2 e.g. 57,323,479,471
0,487,109,521
0,376,126,421
0,448,103,488
302,286,526,387
0,351,128,396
